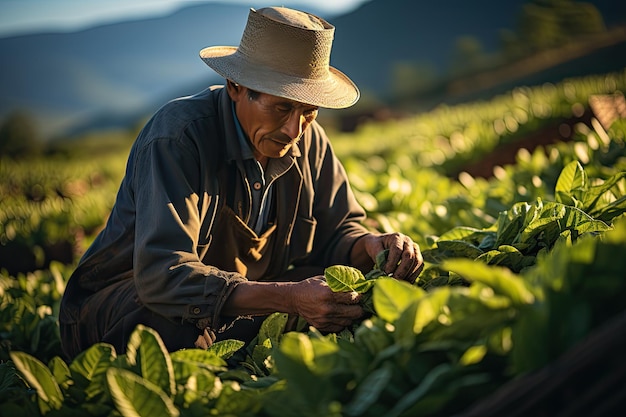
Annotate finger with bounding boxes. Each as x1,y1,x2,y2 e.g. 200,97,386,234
392,240,423,281
384,234,404,274
334,290,361,305
407,256,424,284
340,303,365,320
325,304,364,320
413,242,424,277
312,307,362,332
386,236,413,277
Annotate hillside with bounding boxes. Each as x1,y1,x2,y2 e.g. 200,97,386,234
0,0,624,139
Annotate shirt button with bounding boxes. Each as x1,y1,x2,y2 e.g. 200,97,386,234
253,182,262,190
192,307,201,315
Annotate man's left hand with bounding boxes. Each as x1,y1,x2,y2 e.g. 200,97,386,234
360,233,424,283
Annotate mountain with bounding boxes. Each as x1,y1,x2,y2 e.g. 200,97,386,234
0,2,253,139
0,0,625,140
330,0,522,95
330,0,626,101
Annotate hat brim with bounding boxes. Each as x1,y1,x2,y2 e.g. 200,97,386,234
199,46,360,109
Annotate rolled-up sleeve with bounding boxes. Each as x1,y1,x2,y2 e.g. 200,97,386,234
132,135,245,327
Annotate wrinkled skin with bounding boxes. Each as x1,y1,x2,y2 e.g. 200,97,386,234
287,233,424,333
289,277,363,333
356,232,424,284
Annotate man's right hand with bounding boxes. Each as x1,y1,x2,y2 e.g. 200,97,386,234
288,276,364,333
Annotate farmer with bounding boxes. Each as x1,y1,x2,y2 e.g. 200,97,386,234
59,6,423,360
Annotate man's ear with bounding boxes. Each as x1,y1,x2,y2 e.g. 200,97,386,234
226,80,243,101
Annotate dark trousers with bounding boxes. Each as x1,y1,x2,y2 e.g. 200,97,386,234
60,266,322,361
60,281,266,361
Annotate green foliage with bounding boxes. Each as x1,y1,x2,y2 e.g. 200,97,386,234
5,325,271,416
0,262,70,363
518,0,606,51
1,150,127,274
420,160,624,289
0,111,42,158
2,69,626,415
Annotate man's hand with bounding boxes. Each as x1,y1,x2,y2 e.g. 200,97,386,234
288,277,363,333
354,233,424,283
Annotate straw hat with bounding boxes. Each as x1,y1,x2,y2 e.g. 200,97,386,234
199,6,360,109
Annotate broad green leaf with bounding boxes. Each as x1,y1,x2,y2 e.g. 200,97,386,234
495,202,534,246
69,342,116,400
278,332,315,369
181,369,221,404
210,380,265,415
603,215,626,244
435,240,484,259
70,342,116,380
170,349,227,373
443,259,536,306
557,203,611,234
49,356,71,388
0,362,19,392
343,362,393,416
592,195,626,223
373,277,424,323
459,344,487,366
413,287,451,334
393,301,420,349
106,367,179,417
206,339,245,360
353,318,393,357
373,248,390,271
436,226,495,247
273,333,342,413
583,171,626,215
278,332,340,375
555,161,587,205
387,363,451,417
251,338,273,372
324,265,373,293
308,336,342,376
125,324,175,396
476,246,535,273
170,357,203,387
10,351,64,412
258,312,289,346
170,348,227,366
516,201,610,247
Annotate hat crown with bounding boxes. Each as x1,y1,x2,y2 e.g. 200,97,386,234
199,6,359,108
238,7,335,80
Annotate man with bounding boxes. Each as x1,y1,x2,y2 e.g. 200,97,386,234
59,6,423,360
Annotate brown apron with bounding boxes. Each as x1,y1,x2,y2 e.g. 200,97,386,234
202,204,277,281
61,194,315,359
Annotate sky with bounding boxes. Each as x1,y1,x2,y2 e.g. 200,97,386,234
0,0,369,38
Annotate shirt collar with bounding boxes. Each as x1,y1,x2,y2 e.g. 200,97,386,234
231,100,255,161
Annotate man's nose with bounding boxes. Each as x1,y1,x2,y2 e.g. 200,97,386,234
282,111,304,141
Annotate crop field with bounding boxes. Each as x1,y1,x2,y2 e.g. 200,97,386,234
1,69,626,416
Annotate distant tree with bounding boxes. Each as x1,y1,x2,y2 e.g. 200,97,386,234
0,111,42,158
560,2,606,36
390,61,438,101
519,2,564,51
449,36,488,76
517,0,606,52
499,28,529,61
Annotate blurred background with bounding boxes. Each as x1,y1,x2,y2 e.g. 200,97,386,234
1,0,625,143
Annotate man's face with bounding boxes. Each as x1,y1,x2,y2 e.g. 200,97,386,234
228,83,319,165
